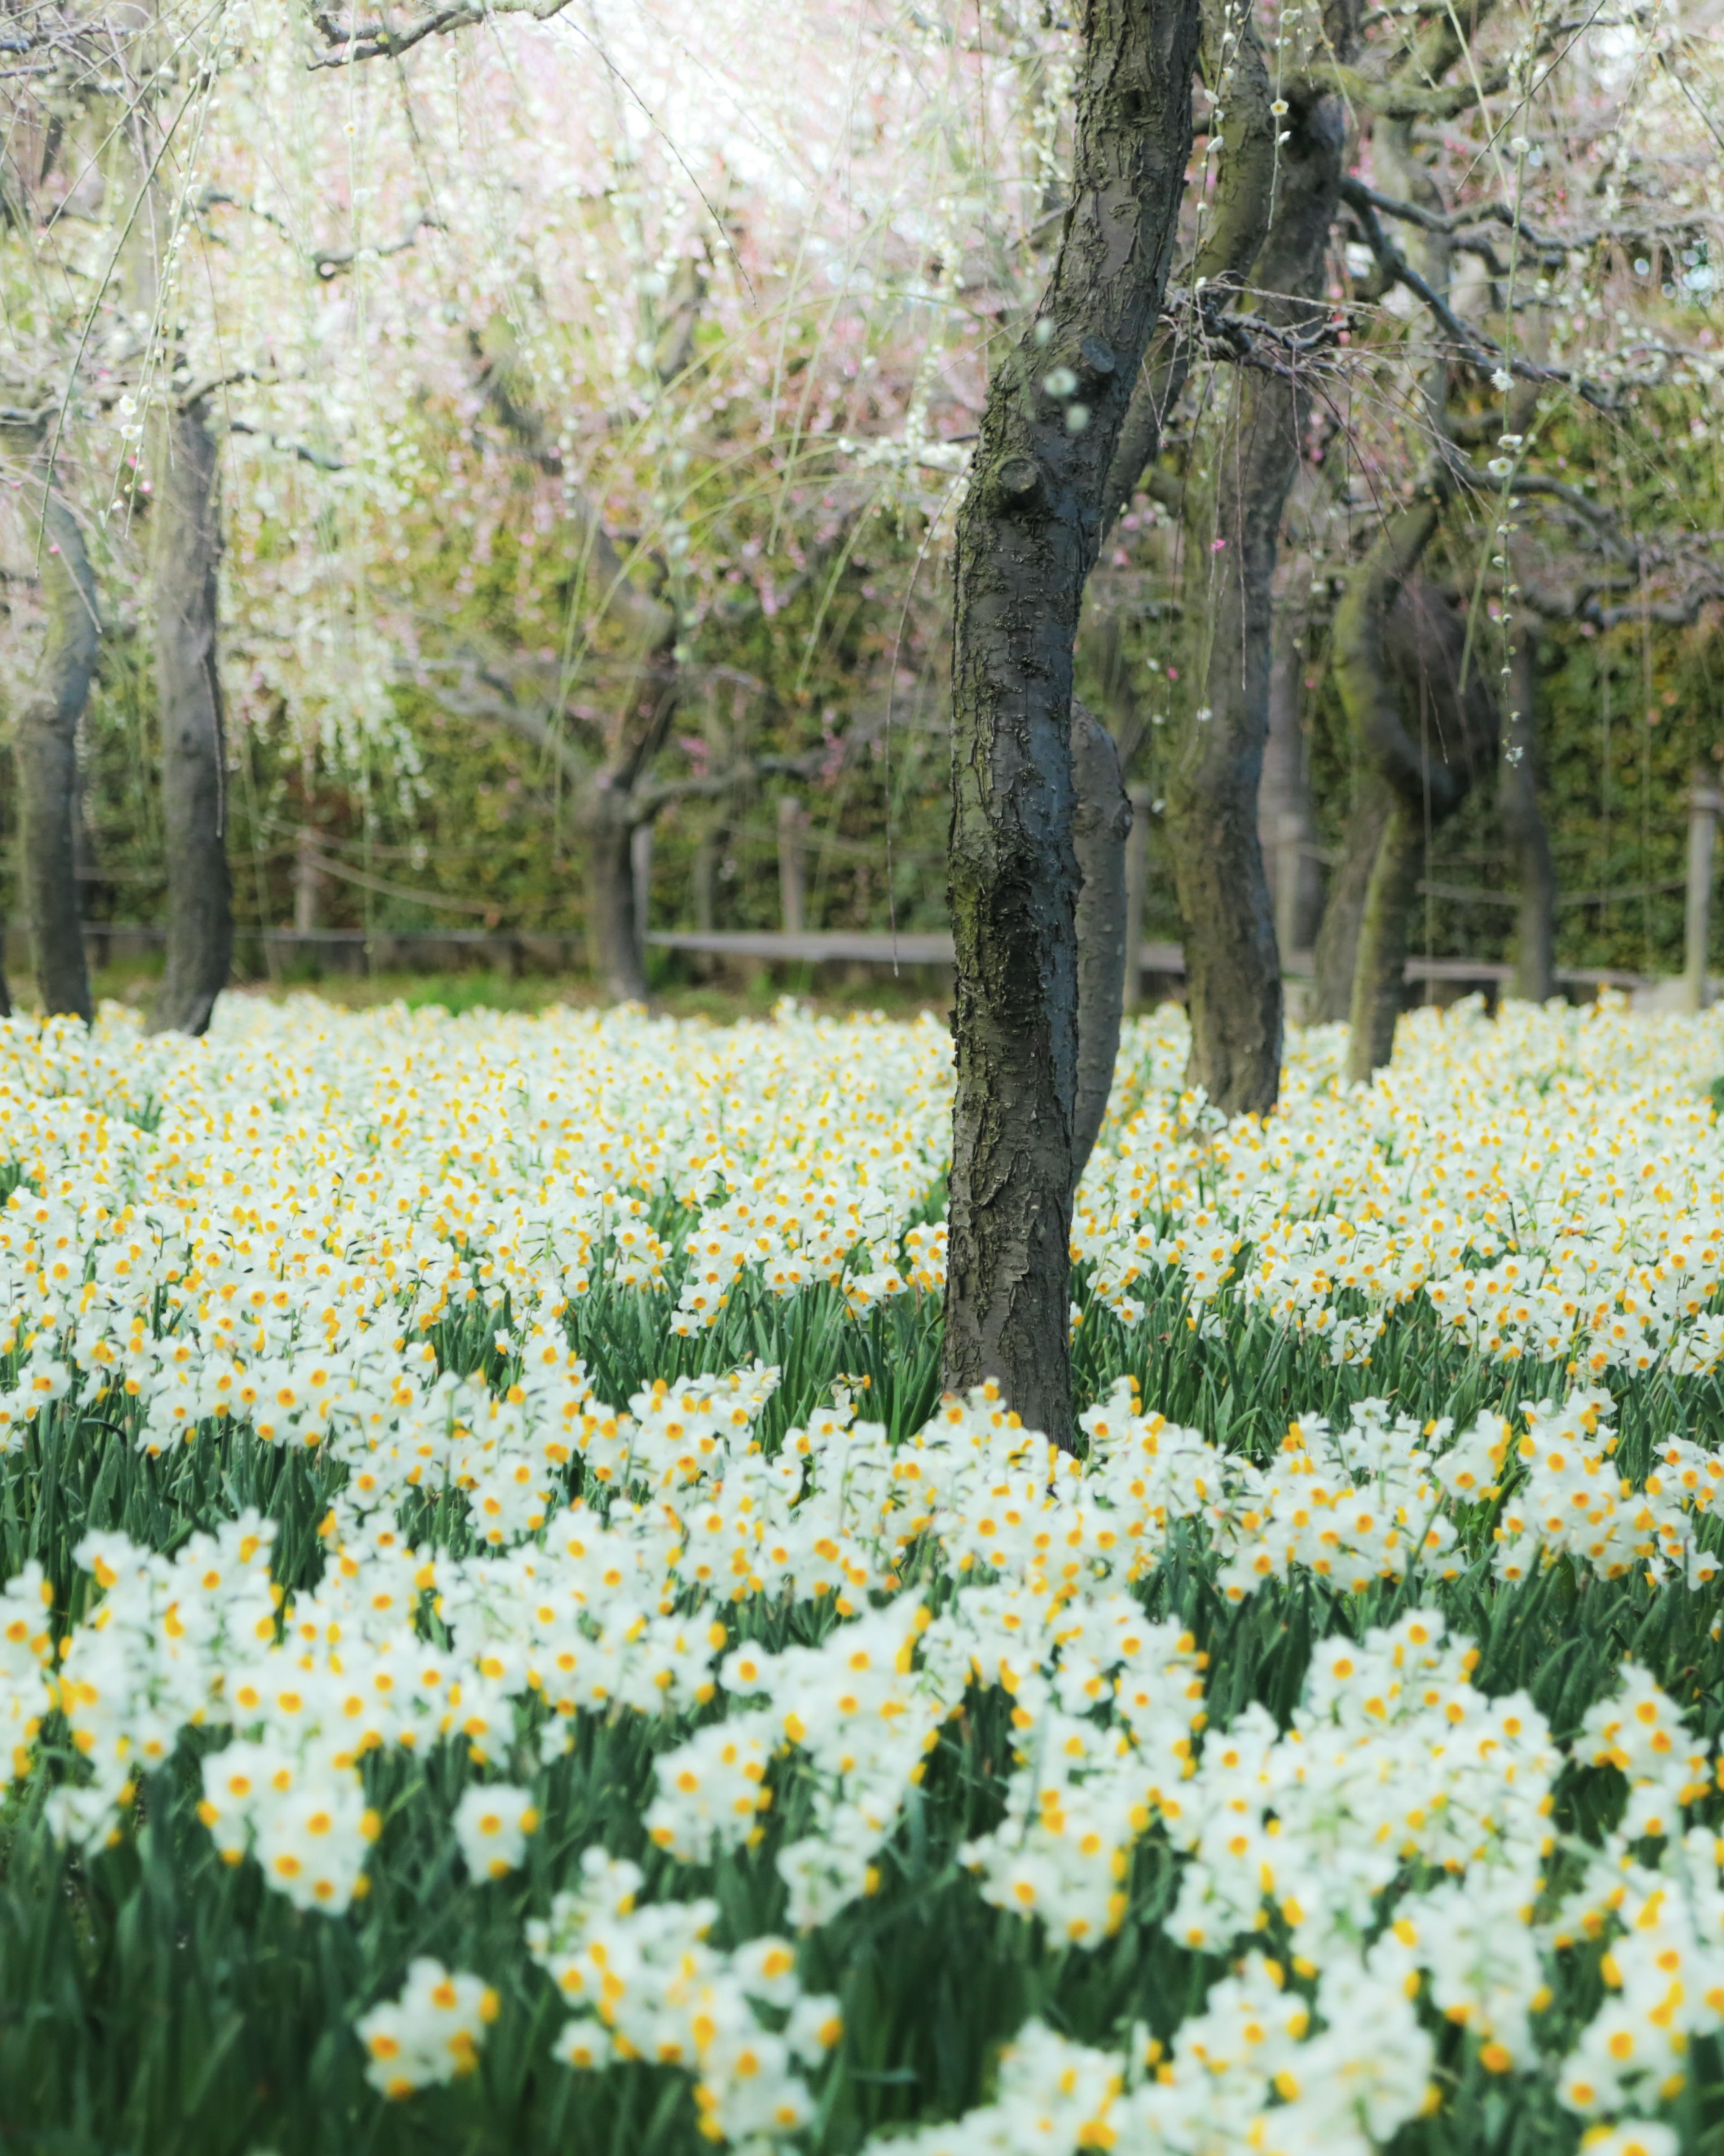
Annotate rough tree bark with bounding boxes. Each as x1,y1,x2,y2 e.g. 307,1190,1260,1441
14,472,97,1021
147,395,233,1038
946,0,1200,1448
1071,702,1131,1195
1164,68,1348,1114
1340,501,1499,1080
1098,0,1279,529
1501,630,1556,1001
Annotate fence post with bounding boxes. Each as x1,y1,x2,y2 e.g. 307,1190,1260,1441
1685,776,1720,1012
293,827,321,935
777,796,806,936
1124,783,1152,1012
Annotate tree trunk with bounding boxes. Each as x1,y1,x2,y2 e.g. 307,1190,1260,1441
1337,496,1506,1083
1311,775,1392,1022
15,481,97,1021
1124,781,1152,1013
1258,587,1323,959
1099,0,1278,530
1350,792,1425,1075
1165,79,1346,1114
1338,501,1441,1085
1071,702,1130,1195
1501,632,1555,1001
946,0,1200,1449
148,398,232,1037
587,791,648,1002
631,821,653,972
473,322,682,1001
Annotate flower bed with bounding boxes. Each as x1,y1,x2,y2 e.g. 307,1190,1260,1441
3,992,1724,2156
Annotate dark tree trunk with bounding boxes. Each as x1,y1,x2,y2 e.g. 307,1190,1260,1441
1350,791,1425,1075
1336,503,1441,1080
945,0,1199,1448
1501,633,1556,1001
583,626,678,1000
1099,0,1278,531
148,398,232,1037
1339,503,1499,1081
1165,373,1285,1110
15,480,97,1021
1311,775,1392,1022
1071,702,1130,1195
588,789,649,1002
1165,81,1345,1114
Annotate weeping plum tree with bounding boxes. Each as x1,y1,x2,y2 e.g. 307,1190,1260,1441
462,325,682,1003
440,327,841,1004
944,0,1200,1447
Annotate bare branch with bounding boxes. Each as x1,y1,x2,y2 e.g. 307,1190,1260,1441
632,748,827,824
308,0,567,67
1348,177,1711,267
312,208,441,278
227,419,347,472
1516,573,1724,630
297,845,500,915
1340,179,1620,411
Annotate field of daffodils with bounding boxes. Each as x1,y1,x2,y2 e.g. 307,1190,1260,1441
7,991,1724,2156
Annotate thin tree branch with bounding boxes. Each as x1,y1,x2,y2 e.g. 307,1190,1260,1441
1341,179,1620,411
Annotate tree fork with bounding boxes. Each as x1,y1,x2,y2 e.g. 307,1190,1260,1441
945,0,1200,1449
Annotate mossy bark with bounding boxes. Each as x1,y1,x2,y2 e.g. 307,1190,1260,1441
946,0,1200,1448
148,398,233,1038
15,480,97,1022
